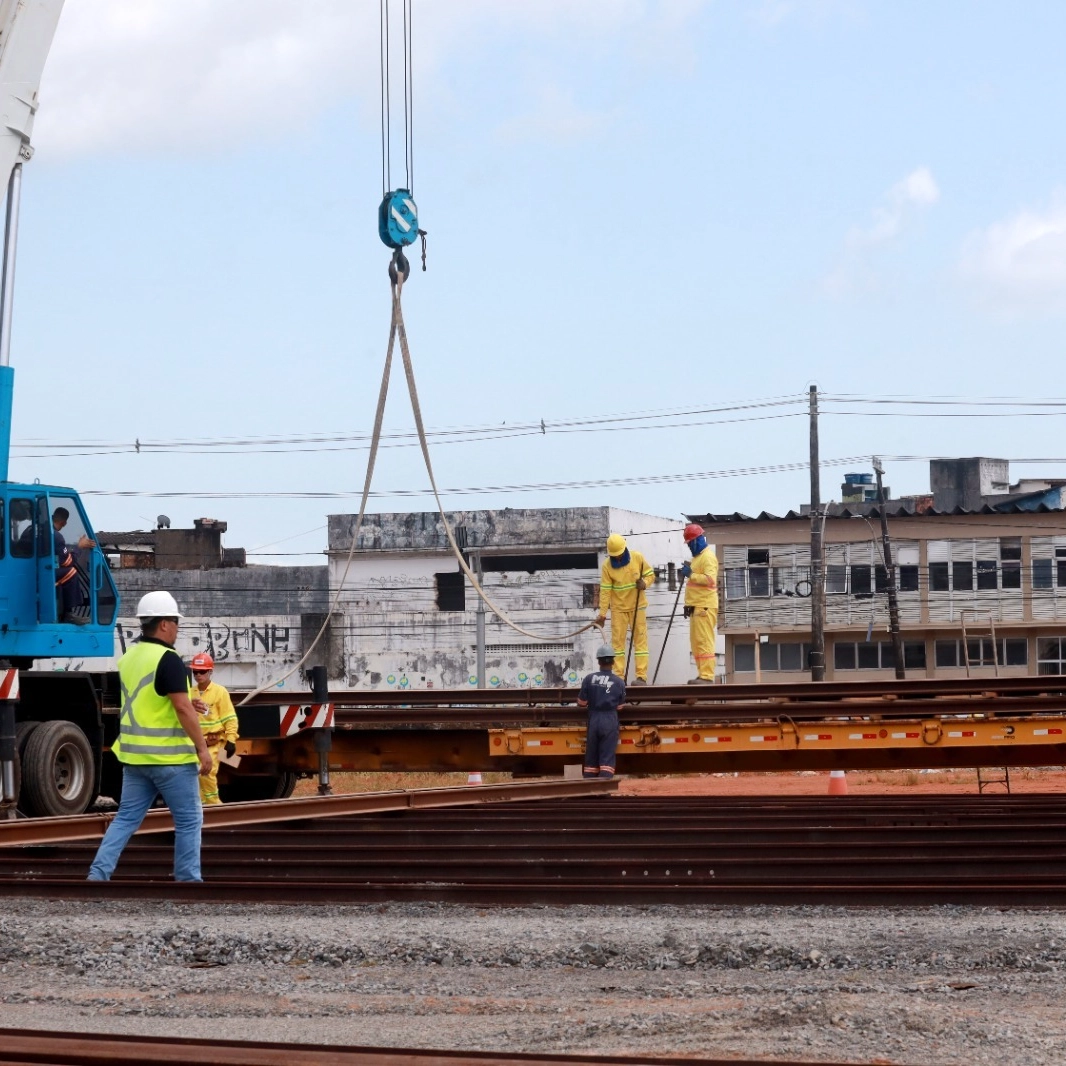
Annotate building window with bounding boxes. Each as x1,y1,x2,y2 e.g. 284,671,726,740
582,583,599,609
953,561,974,592
747,549,770,597
1038,637,1066,675
929,562,949,592
850,565,872,597
976,559,998,591
435,571,466,612
833,641,925,670
733,642,810,673
1000,539,1022,589
904,642,927,669
935,638,1027,668
724,568,746,599
734,644,755,672
1034,558,1054,589
826,565,848,594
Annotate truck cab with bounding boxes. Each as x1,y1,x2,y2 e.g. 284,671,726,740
0,482,117,663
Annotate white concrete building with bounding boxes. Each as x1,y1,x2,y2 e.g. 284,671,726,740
326,506,689,690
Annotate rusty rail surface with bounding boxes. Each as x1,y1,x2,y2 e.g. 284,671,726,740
0,1029,883,1066
0,779,616,848
237,675,1066,709
4,794,1066,906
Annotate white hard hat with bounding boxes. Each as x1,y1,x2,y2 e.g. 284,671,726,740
135,590,183,619
596,644,616,661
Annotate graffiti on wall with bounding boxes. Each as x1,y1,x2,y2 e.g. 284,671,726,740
120,621,292,661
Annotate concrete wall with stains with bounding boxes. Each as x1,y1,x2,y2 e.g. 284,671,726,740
325,506,692,689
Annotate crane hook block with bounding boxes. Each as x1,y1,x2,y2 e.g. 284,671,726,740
378,188,419,250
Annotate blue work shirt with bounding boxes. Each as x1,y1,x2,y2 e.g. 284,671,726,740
578,669,626,714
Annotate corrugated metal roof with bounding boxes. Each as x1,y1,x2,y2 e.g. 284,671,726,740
689,501,1066,523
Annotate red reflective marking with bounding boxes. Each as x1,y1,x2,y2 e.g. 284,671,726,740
1049,728,1063,735
280,705,301,735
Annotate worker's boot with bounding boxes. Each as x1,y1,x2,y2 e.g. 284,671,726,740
631,678,646,685
687,677,714,685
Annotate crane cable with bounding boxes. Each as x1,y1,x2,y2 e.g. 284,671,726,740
387,267,599,643
237,3,594,706
238,265,596,709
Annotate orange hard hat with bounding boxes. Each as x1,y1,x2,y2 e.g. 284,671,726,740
683,523,704,543
190,652,214,671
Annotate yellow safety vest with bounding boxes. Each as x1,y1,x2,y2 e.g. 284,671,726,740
112,641,197,765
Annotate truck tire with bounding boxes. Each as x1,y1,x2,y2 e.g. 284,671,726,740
11,721,41,811
21,720,96,817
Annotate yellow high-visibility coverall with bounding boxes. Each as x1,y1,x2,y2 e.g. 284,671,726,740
195,681,239,805
599,551,656,680
685,547,719,681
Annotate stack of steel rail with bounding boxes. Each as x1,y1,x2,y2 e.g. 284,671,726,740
238,675,1066,726
2,792,1066,905
0,1028,883,1066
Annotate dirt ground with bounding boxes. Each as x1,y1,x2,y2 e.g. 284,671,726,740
616,766,1066,797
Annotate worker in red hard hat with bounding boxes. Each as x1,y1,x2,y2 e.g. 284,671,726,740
188,652,239,805
680,523,718,684
594,533,656,684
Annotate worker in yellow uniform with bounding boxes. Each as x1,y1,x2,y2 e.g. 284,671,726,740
594,533,656,685
188,652,239,805
680,523,718,684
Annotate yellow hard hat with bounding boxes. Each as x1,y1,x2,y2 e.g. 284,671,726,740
606,533,627,557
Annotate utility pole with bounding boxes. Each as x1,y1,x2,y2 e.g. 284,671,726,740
472,550,486,688
809,386,825,681
873,456,906,679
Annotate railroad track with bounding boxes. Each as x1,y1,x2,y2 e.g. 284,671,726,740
2,794,1066,906
0,1029,882,1066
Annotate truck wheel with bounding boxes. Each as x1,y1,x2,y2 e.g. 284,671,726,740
21,720,95,817
11,721,41,811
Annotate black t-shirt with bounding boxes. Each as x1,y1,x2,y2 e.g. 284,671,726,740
140,636,189,697
579,669,626,713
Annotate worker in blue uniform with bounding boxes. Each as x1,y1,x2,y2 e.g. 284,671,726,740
577,644,627,779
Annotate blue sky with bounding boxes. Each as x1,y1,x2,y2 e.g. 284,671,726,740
7,0,1066,562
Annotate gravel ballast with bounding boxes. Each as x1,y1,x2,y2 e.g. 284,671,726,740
1,899,1065,1064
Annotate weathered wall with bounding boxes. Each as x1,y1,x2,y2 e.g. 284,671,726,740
326,507,691,688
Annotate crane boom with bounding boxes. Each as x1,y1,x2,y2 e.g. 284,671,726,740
0,0,64,478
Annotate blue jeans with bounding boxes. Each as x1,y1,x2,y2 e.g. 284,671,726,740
88,763,203,882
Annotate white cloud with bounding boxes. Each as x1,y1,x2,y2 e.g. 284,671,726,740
847,166,940,248
823,166,940,296
959,196,1066,312
31,0,710,158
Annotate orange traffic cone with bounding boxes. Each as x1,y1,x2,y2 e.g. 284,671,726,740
827,770,848,796
466,771,483,785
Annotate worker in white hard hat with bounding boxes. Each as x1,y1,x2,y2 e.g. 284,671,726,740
576,644,626,779
88,591,212,882
594,533,656,685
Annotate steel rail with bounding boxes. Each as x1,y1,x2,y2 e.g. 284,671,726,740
236,675,1066,710
2,876,1064,907
4,795,1066,907
0,1029,878,1066
325,693,1066,726
0,779,616,848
